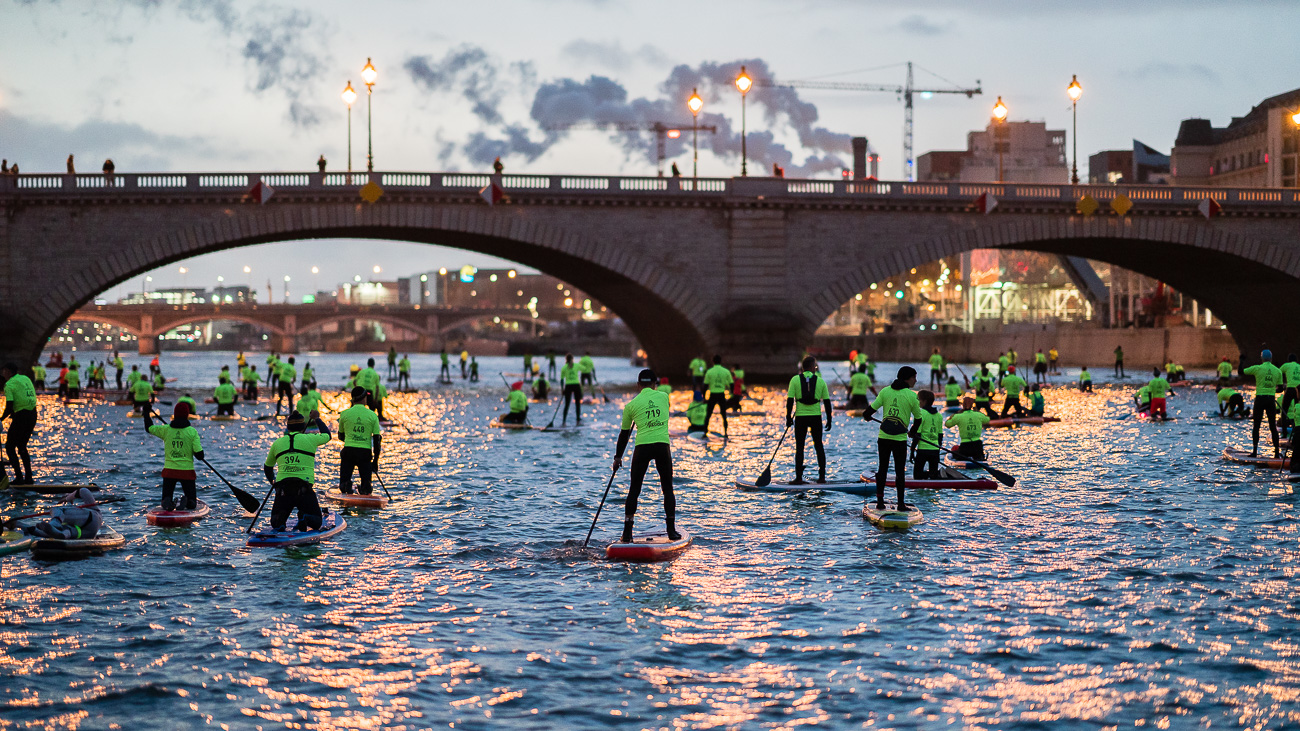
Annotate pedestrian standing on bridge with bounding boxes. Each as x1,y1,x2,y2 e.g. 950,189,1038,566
317,155,327,173
66,154,75,174
102,159,115,185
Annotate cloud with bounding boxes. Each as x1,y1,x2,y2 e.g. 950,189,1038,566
240,7,326,127
1132,62,1220,85
898,14,946,35
560,40,670,71
0,109,218,171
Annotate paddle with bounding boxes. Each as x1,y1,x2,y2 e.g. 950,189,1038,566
372,463,393,500
582,465,619,548
245,483,275,534
543,396,564,429
200,458,261,512
2,495,126,528
953,364,972,389
863,414,1016,487
753,422,793,488
594,377,611,404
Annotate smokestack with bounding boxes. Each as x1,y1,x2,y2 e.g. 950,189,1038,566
852,137,868,180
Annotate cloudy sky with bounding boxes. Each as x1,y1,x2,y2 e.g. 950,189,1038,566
5,0,1296,300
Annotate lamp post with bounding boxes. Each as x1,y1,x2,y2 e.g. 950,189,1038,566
735,66,752,176
992,96,1008,183
1067,75,1082,185
341,81,357,178
179,266,189,304
361,58,377,173
283,275,291,304
687,88,703,182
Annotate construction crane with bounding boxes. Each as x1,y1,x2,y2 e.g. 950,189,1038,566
544,122,718,176
759,62,981,181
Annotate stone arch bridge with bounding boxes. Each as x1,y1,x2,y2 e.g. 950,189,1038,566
67,302,579,354
3,171,1299,378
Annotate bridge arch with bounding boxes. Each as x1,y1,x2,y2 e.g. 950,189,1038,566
35,205,711,373
805,215,1300,356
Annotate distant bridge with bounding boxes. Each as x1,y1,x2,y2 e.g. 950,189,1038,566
4,170,1300,376
68,302,581,354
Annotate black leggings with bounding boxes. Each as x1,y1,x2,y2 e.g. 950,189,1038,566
161,477,197,511
1000,395,1025,418
1253,396,1279,453
270,477,322,531
875,438,908,506
793,415,825,480
339,446,373,495
913,448,939,479
703,392,728,433
5,409,36,482
562,383,583,422
216,402,235,416
625,442,675,527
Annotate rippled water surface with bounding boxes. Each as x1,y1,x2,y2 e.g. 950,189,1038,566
3,352,1300,730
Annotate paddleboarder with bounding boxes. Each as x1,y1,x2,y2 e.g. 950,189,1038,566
686,392,708,436
501,381,529,425
387,346,398,379
397,354,411,390
611,369,678,542
1079,367,1093,393
972,365,997,419
213,376,238,416
999,366,1028,418
130,370,154,415
20,488,104,539
946,397,991,463
996,352,1010,385
532,372,550,401
1280,354,1300,433
786,356,833,485
301,362,316,390
1147,367,1175,421
1219,387,1248,418
31,361,46,391
1027,384,1046,417
702,355,733,437
274,357,297,416
943,375,964,410
909,390,943,479
263,410,332,532
243,364,261,400
848,366,874,409
578,352,596,388
560,354,584,426
112,352,125,389
439,349,451,382
1217,356,1234,388
688,356,706,392
928,348,945,390
355,358,382,413
1,362,38,487
296,383,324,420
1244,350,1283,457
143,403,203,511
1114,346,1125,378
864,365,924,511
338,386,382,495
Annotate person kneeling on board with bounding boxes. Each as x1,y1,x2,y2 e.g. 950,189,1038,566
144,403,203,511
1135,384,1151,414
532,373,550,402
972,364,997,419
864,366,924,510
263,410,332,532
1027,384,1046,418
338,387,382,496
502,381,529,424
943,375,964,410
1079,367,1093,393
686,391,708,435
847,366,873,410
21,488,104,539
786,356,833,485
1219,387,1248,419
213,376,239,416
909,390,943,479
612,369,678,543
946,397,991,463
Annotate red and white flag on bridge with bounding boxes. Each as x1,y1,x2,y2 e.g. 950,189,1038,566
1197,197,1221,220
247,180,274,204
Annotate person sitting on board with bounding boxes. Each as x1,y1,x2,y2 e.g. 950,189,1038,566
152,370,167,394
130,370,155,415
864,365,923,511
656,376,672,396
296,383,324,421
1146,367,1175,421
1219,387,1248,419
338,387,382,496
612,369,678,543
397,355,411,390
144,402,203,511
946,397,991,464
998,366,1028,418
532,372,550,402
263,410,332,532
702,355,733,438
686,391,708,436
501,381,529,425
1027,384,1046,418
1079,367,1093,393
213,376,239,416
1,362,38,487
1217,356,1234,389
909,389,943,480
848,366,873,410
560,354,584,426
177,393,198,415
1135,384,1151,414
943,375,964,410
972,364,997,419
21,487,104,539
786,356,833,485
1243,350,1283,457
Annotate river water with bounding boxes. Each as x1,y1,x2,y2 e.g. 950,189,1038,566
3,352,1298,730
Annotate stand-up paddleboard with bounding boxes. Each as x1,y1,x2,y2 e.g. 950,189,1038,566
859,469,998,490
247,512,346,547
397,388,420,394
863,503,923,530
0,530,35,556
606,531,692,562
145,499,210,527
489,420,533,430
734,478,871,494
1222,448,1288,469
5,483,101,495
670,410,764,418
529,398,549,404
127,411,145,418
986,415,1060,428
114,399,134,406
30,525,126,559
536,423,590,433
210,414,241,422
325,491,388,508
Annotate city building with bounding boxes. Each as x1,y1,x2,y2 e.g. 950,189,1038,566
916,120,1068,184
336,280,401,306
1088,141,1171,185
397,268,607,318
1170,87,1300,187
117,285,253,306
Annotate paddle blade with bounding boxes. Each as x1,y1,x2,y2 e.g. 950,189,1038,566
982,463,1016,487
232,485,261,512
754,467,773,488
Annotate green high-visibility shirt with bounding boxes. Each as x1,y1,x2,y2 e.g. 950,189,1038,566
1137,385,1151,404
913,407,943,449
656,384,672,395
131,379,154,400
264,431,331,483
113,357,124,369
929,353,944,369
561,364,581,385
850,372,871,396
508,390,527,413
65,369,81,388
1147,377,1171,399
147,424,202,472
301,367,315,382
3,375,37,412
1281,362,1300,387
946,410,990,443
278,363,297,384
1080,369,1092,382
1218,361,1233,378
338,404,382,449
355,367,380,393
620,388,670,445
944,382,962,401
689,358,706,376
214,383,237,404
703,365,734,395
869,385,924,442
1218,388,1238,404
686,399,707,427
973,374,995,400
1243,362,1283,394
153,374,165,388
997,355,1010,369
296,389,322,417
1002,374,1027,398
787,372,830,417
577,356,594,374
398,358,410,374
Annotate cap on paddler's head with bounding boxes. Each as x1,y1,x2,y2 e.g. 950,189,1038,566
511,381,523,390
897,366,917,380
173,402,191,419
963,396,975,409
638,368,657,386
351,386,368,401
1262,349,1273,361
286,411,306,430
350,364,360,373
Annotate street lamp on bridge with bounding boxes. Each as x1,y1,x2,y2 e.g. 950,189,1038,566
735,67,752,177
342,81,357,177
991,96,1008,183
687,87,704,182
283,275,291,304
1067,75,1082,185
361,58,378,173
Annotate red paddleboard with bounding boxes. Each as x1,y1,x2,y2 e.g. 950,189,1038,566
986,416,1060,428
146,499,211,527
606,531,692,562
